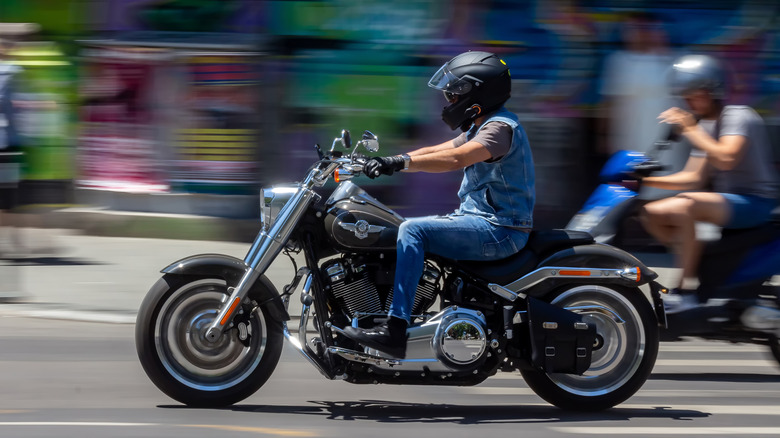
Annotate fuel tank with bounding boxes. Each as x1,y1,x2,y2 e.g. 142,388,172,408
324,181,404,251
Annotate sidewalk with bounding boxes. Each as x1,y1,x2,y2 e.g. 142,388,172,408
0,228,306,324
0,226,679,325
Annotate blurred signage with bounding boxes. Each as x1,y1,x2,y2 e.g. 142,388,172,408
77,48,168,192
168,54,260,194
94,0,266,33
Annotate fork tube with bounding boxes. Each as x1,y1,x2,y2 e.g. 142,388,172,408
204,186,319,342
244,188,318,271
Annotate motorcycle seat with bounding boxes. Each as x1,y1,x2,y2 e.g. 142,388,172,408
454,229,595,285
527,229,595,255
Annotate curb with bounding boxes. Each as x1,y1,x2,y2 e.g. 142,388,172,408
0,304,137,324
42,208,261,242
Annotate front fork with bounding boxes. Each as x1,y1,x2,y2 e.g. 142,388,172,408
204,187,319,342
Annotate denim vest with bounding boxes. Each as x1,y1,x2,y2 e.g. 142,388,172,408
455,107,535,229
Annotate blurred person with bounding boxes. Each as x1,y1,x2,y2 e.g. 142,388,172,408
599,12,679,160
640,54,779,313
343,51,535,358
0,37,23,256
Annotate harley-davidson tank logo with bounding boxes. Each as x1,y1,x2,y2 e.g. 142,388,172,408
339,219,386,239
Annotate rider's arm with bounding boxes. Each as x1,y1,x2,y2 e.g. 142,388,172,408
658,107,749,171
682,128,748,171
405,141,492,173
642,154,709,191
407,140,457,157
405,122,510,172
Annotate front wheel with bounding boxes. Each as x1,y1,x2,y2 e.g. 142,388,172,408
135,275,283,407
520,284,659,411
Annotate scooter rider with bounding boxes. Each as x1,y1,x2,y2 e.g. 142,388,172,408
342,51,536,358
640,54,779,313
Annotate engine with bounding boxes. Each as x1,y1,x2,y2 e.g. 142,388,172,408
366,306,490,373
321,256,440,321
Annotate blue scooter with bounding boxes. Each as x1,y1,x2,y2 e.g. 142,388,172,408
567,141,780,365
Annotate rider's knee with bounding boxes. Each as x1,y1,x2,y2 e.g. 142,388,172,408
398,219,424,242
639,203,661,224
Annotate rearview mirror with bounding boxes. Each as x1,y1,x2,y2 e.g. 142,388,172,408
360,130,379,153
341,129,352,150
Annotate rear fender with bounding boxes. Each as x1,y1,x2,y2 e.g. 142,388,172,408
161,253,290,322
531,243,665,326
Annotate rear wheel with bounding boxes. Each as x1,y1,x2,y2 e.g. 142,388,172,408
135,275,283,407
520,284,659,411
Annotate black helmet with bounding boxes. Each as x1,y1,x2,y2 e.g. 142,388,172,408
428,51,511,131
667,54,727,99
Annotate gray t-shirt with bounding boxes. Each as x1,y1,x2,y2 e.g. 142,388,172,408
452,121,512,161
693,105,778,199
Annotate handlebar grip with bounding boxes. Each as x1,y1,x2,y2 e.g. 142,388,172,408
631,162,666,177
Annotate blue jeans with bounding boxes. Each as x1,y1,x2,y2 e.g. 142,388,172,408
388,214,530,322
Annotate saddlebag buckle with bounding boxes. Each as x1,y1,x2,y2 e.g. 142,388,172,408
527,297,596,375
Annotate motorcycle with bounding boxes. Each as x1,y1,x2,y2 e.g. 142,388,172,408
136,129,664,411
566,142,780,364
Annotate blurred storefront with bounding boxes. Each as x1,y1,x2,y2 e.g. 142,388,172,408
76,39,264,195
8,40,77,205
3,0,780,225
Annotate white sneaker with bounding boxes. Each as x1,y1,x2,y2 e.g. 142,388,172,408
662,292,699,314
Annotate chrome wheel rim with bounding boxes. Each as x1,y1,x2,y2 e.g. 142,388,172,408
154,279,268,391
549,285,646,396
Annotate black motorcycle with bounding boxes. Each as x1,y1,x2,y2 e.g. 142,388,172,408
136,129,664,411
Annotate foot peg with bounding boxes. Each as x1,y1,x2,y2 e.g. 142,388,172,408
327,346,402,366
324,322,349,337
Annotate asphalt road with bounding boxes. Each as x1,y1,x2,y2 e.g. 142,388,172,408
0,316,779,438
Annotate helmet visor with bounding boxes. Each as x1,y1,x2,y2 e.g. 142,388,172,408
428,64,473,95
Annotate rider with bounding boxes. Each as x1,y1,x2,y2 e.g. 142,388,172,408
639,54,779,313
343,51,536,358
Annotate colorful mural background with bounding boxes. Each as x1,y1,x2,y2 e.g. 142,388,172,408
1,0,779,222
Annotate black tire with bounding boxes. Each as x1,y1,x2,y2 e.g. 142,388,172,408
135,275,283,407
520,284,659,411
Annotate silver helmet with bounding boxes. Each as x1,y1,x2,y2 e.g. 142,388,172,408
667,54,727,99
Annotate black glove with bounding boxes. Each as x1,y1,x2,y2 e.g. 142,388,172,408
364,155,405,179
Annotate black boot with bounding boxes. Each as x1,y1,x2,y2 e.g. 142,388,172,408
343,316,408,358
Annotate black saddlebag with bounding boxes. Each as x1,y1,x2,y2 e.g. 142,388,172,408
527,297,596,375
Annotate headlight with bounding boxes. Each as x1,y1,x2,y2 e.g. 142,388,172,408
260,185,300,232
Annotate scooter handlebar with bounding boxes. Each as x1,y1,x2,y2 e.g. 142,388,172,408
631,161,666,177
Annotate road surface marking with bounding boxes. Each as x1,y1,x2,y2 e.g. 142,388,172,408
0,422,156,427
659,345,764,352
654,359,777,367
464,388,780,400
0,422,317,436
188,424,318,436
552,427,780,435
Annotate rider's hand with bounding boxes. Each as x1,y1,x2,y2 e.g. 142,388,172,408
364,155,406,179
658,107,697,131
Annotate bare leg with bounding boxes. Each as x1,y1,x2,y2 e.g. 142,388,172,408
640,193,730,287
